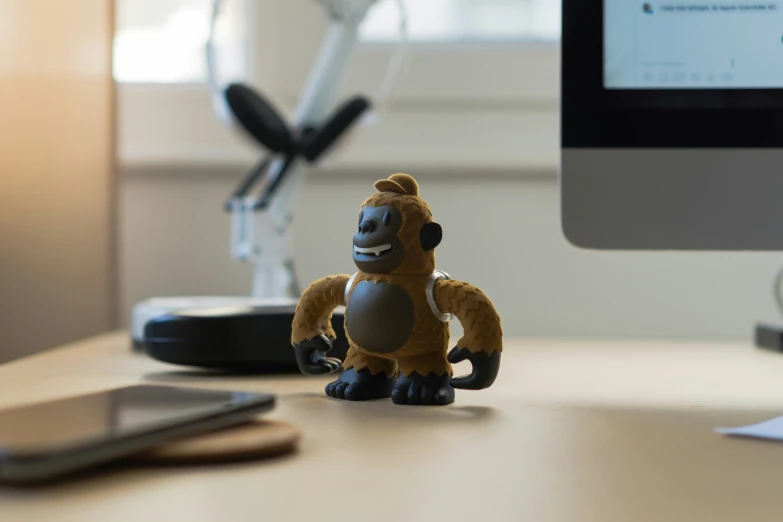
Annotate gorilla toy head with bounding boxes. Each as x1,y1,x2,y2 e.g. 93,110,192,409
353,173,442,275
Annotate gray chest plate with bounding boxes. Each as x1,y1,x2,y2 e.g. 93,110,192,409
345,281,415,354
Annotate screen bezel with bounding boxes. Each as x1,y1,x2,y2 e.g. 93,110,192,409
562,0,783,148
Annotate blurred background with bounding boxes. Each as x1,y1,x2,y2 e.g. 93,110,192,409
2,0,783,364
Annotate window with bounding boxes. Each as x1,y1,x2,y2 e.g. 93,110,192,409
114,0,560,83
117,0,561,173
114,0,246,83
361,0,560,43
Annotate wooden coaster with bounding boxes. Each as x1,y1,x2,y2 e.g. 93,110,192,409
133,420,301,465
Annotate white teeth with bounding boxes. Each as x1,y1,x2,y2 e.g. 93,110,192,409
354,244,392,257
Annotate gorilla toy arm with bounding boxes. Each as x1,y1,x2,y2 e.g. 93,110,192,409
434,279,503,390
291,274,350,375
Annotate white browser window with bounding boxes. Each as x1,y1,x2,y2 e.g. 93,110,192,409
605,0,783,88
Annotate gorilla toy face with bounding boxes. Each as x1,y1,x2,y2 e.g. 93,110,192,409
352,203,443,274
352,205,405,273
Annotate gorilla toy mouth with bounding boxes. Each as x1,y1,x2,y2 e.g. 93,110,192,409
354,244,393,258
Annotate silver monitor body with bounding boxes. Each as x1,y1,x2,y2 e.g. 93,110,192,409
561,1,783,250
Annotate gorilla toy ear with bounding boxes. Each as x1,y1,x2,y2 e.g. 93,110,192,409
420,222,443,252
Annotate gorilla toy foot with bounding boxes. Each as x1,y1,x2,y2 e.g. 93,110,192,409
391,372,455,406
325,368,396,401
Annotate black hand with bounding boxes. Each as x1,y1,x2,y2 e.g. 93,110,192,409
293,334,342,376
448,347,501,390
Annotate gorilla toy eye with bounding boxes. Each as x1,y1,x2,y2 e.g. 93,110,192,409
382,211,391,226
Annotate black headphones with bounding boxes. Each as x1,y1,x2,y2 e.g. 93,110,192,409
214,77,372,164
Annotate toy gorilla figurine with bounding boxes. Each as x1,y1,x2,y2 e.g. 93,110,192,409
291,173,502,406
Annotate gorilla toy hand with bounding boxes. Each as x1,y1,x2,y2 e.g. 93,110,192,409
447,347,501,390
294,334,343,375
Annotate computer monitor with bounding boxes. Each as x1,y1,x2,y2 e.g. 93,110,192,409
561,0,783,249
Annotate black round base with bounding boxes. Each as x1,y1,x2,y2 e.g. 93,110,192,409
142,306,348,374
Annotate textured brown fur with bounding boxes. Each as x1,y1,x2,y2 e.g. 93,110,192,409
291,275,347,343
434,280,503,354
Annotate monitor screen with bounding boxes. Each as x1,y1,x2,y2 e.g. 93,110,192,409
604,0,783,89
563,0,783,250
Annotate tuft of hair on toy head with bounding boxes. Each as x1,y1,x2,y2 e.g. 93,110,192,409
374,173,419,197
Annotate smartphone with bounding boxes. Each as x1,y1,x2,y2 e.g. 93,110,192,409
0,385,275,484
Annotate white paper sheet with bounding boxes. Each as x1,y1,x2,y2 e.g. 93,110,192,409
716,415,783,440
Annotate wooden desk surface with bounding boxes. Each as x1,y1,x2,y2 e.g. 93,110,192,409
2,333,783,522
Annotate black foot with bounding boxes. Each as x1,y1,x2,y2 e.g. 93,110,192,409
325,368,396,401
391,372,455,406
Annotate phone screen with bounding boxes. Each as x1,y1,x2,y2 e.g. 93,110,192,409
0,386,271,456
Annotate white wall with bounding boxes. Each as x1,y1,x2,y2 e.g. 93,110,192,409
119,168,783,341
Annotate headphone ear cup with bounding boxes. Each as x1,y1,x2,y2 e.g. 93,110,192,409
300,96,371,162
224,83,292,153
